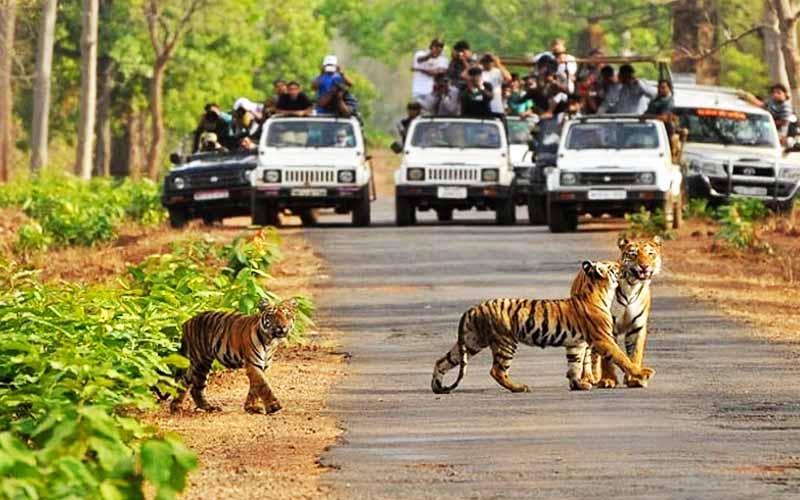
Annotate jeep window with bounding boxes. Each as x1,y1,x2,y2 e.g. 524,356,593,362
508,120,533,145
266,121,356,148
410,121,502,149
565,122,660,150
675,108,777,148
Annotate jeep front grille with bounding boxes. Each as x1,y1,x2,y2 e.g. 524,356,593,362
427,168,479,182
578,172,638,185
283,169,336,184
731,164,775,177
188,169,247,189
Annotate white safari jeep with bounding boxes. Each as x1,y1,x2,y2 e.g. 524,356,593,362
674,84,800,212
251,116,373,226
392,116,515,225
546,115,683,233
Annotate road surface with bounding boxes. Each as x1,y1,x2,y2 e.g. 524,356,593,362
305,201,800,499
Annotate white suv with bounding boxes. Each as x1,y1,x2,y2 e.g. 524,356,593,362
392,117,515,225
251,116,373,226
546,116,683,233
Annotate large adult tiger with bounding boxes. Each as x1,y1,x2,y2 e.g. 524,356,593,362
574,236,662,389
169,298,297,414
431,261,655,394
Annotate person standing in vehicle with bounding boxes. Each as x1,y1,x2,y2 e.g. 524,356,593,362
598,64,655,114
312,55,354,114
192,103,234,153
447,40,474,90
397,102,423,142
480,53,512,114
411,39,449,103
460,67,493,117
421,75,461,116
737,83,796,140
275,81,314,117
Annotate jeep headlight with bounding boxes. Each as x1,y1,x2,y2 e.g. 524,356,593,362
560,172,578,185
779,166,800,182
338,169,356,183
691,160,725,177
406,168,425,181
481,168,499,182
637,172,655,184
173,176,186,190
263,169,281,183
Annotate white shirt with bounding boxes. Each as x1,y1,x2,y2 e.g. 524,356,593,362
482,67,504,113
411,50,449,97
533,51,578,93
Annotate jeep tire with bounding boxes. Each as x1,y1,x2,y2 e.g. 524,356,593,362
352,193,371,227
495,197,516,225
436,208,453,222
299,209,318,226
547,201,578,233
168,208,189,229
396,195,416,226
252,200,279,227
527,194,547,225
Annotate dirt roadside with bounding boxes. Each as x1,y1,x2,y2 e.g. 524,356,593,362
0,212,345,499
664,213,800,349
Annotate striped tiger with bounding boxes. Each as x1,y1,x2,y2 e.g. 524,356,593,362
431,260,655,394
169,298,297,414
577,236,662,389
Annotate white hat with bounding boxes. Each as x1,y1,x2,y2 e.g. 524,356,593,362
322,54,338,72
234,97,258,112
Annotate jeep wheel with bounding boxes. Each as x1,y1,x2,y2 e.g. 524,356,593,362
495,197,516,225
547,202,577,233
202,215,221,226
299,209,318,226
352,195,371,227
252,200,279,227
168,208,189,229
527,195,547,225
396,195,416,226
436,208,453,222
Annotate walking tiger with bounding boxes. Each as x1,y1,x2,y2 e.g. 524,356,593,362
431,260,655,394
169,298,297,414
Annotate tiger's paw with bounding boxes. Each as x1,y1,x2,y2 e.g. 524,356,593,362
197,404,222,413
569,379,593,391
510,384,531,393
245,404,267,414
624,376,649,388
596,377,618,389
264,400,283,414
636,367,655,380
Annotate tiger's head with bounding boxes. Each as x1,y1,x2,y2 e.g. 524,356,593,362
617,236,662,283
572,260,621,307
257,298,298,339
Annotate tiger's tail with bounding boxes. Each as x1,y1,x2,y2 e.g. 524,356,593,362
431,312,469,394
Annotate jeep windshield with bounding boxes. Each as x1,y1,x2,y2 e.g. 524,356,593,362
266,121,356,148
675,108,777,148
508,119,534,145
411,121,502,149
565,122,660,150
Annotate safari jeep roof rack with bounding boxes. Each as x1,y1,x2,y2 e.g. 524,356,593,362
576,114,650,123
499,54,673,84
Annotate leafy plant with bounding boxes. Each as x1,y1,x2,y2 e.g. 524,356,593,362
621,207,676,240
683,198,714,220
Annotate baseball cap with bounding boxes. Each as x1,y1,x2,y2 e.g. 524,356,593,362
322,55,338,72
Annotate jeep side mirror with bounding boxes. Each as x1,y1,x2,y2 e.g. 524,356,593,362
169,152,184,165
390,141,403,154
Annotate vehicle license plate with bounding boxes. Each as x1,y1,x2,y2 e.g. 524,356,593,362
193,190,229,201
733,185,768,196
587,190,626,200
437,187,468,199
291,188,327,197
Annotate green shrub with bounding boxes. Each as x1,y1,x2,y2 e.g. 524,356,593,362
621,207,675,240
683,198,713,219
715,197,768,223
0,230,313,498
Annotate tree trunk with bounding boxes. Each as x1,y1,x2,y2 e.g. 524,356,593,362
773,0,800,110
671,0,720,84
94,56,114,177
146,60,166,180
128,110,142,180
75,0,99,180
30,0,58,174
0,0,16,183
577,18,605,57
764,0,790,89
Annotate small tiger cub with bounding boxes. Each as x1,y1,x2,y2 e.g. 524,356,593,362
170,298,297,414
431,260,655,394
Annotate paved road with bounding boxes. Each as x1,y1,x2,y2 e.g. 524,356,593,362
305,200,800,500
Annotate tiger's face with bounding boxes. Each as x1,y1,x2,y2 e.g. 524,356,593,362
618,236,662,282
581,260,621,290
258,299,297,339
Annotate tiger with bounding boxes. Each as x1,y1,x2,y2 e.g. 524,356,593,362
575,236,663,389
431,260,655,394
169,298,297,414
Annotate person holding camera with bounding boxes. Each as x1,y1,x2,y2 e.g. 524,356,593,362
421,75,461,117
447,40,474,90
312,55,355,115
192,103,234,153
411,39,449,102
460,67,494,117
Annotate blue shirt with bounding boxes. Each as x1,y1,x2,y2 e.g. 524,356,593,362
315,73,344,113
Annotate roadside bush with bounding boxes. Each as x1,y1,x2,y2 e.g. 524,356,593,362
713,200,772,253
621,207,675,240
0,229,313,498
0,173,167,253
683,198,713,220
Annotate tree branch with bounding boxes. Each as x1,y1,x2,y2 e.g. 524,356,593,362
673,24,764,62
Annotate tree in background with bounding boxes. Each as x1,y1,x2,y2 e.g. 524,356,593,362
771,0,800,108
671,0,719,84
75,0,98,180
30,0,57,174
0,0,15,182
